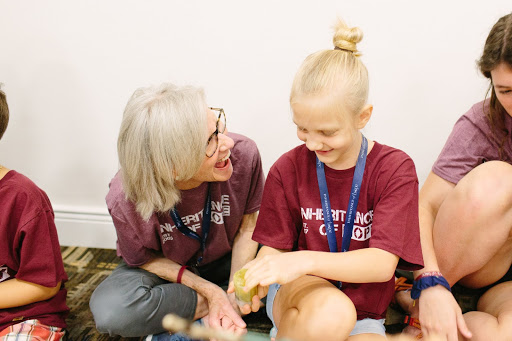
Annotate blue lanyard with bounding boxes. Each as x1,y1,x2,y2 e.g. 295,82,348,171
170,183,212,266
315,135,368,287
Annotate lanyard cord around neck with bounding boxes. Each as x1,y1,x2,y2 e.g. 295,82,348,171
315,135,368,287
169,182,212,266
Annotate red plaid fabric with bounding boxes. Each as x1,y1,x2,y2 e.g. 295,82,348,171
0,320,65,341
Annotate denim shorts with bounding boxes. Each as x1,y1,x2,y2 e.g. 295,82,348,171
266,283,386,337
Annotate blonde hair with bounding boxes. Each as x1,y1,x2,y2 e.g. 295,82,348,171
118,83,208,220
290,18,369,116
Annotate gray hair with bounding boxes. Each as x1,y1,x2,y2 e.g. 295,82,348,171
118,83,208,220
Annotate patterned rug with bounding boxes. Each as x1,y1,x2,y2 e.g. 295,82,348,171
61,246,272,341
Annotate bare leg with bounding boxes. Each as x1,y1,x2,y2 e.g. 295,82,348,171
397,162,512,338
462,281,512,341
434,161,512,287
273,275,357,341
349,333,386,340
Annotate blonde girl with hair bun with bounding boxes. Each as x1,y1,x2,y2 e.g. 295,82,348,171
236,19,423,341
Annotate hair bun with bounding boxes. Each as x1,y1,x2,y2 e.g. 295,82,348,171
332,18,363,55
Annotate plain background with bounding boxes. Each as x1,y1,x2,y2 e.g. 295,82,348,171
1,1,511,246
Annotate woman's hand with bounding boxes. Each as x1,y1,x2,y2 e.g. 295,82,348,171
418,285,472,341
202,313,247,341
243,252,309,290
204,286,247,331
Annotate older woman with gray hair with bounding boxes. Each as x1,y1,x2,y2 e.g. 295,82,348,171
89,83,265,339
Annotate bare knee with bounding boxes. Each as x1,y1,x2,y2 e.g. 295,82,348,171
460,161,512,211
300,293,356,340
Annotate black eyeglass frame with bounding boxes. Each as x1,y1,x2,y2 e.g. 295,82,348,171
205,107,226,158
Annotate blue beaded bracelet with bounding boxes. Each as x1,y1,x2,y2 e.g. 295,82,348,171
411,272,451,300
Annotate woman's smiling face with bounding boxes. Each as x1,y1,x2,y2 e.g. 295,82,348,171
176,108,234,189
491,62,512,117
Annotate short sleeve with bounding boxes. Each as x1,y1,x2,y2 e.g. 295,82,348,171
370,159,423,270
433,105,499,184
244,144,265,215
252,168,299,250
109,202,159,267
16,209,67,287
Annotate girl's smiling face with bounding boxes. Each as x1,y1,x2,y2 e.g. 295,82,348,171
292,94,372,170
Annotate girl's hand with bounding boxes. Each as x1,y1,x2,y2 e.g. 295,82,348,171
227,281,265,315
243,252,309,290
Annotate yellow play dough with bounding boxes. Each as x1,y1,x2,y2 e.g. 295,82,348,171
234,268,257,303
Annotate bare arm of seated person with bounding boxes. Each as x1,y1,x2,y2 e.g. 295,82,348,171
140,256,246,330
414,171,471,340
0,279,61,309
244,247,399,290
229,212,260,283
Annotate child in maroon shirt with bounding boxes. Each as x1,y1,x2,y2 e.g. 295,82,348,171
236,19,423,341
0,86,68,340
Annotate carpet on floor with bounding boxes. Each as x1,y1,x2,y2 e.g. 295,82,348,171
61,246,272,341
61,247,483,340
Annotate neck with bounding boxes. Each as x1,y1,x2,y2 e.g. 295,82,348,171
175,179,204,191
0,164,9,181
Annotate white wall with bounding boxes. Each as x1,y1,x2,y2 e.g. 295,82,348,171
1,1,510,248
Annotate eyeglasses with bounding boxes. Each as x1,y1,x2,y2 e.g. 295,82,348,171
205,107,227,158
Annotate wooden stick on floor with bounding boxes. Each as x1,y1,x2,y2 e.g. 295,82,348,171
162,314,267,341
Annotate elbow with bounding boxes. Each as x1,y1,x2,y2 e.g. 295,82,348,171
39,281,62,301
371,252,400,282
374,266,397,282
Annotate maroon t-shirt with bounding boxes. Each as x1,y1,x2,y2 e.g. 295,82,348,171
433,100,512,183
0,171,69,331
107,133,265,267
252,142,423,320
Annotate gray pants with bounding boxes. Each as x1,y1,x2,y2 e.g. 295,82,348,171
89,255,231,337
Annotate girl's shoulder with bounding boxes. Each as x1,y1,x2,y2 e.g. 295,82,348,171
0,170,52,212
271,144,313,173
368,142,417,180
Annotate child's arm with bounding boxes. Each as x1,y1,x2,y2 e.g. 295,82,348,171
299,248,398,282
244,248,398,289
0,278,61,309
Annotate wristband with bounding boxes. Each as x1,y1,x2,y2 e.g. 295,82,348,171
411,272,451,300
415,271,443,280
177,265,189,284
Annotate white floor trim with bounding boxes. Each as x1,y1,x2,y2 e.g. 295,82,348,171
54,208,117,249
